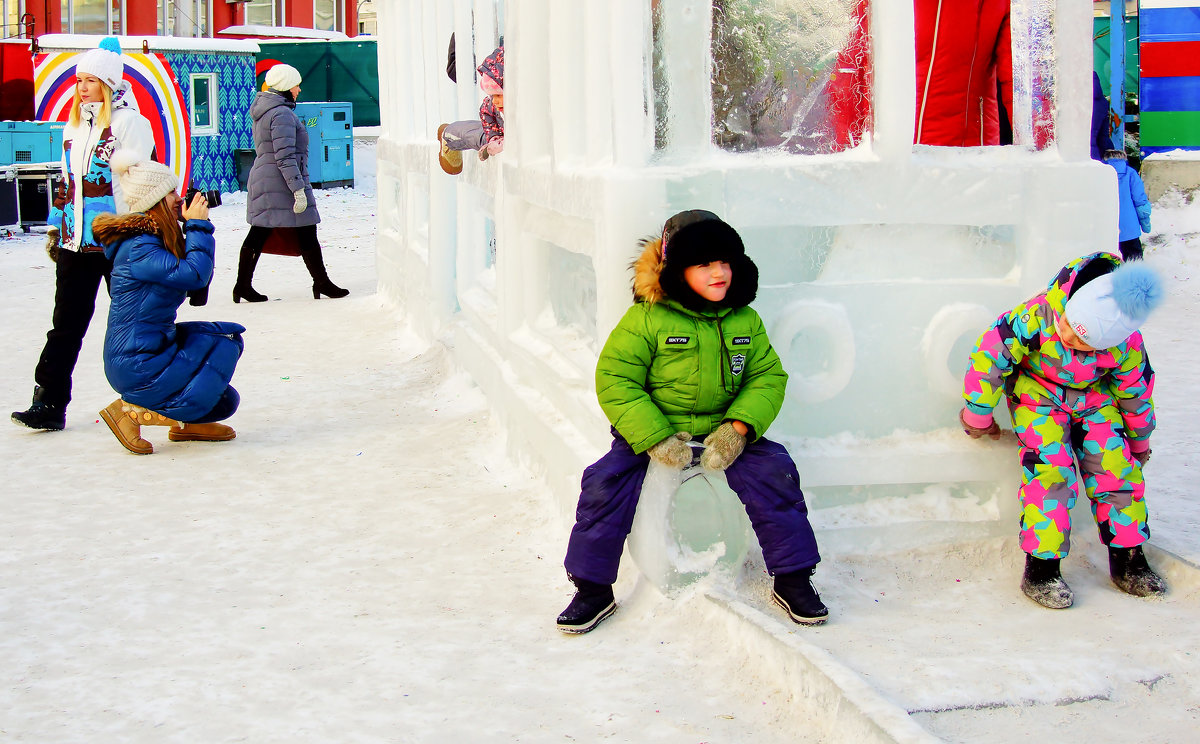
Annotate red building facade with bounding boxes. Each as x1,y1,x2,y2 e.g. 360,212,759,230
17,1,359,39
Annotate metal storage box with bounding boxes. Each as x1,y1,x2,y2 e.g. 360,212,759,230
16,162,61,231
294,102,354,189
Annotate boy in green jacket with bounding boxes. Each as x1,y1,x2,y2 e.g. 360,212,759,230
558,210,826,633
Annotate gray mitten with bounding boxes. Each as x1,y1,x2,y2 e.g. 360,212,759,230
292,189,308,214
701,422,746,471
647,431,692,469
44,229,60,263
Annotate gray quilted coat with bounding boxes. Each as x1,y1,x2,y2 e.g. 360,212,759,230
246,91,320,227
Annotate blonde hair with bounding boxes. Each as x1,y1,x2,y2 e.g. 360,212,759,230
68,78,113,129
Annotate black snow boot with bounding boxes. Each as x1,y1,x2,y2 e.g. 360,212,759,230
1109,545,1167,598
232,245,268,303
556,576,616,634
300,245,349,299
1021,554,1073,609
772,567,829,625
11,386,66,431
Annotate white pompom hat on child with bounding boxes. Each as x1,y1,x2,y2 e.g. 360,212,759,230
1063,261,1164,349
265,63,302,92
110,150,179,213
75,36,125,91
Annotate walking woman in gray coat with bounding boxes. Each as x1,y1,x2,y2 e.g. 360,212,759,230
232,64,347,302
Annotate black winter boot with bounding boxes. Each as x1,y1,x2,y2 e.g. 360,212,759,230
232,245,268,303
1021,554,1073,609
1109,545,1167,597
11,385,66,430
300,245,348,299
556,575,616,634
772,567,829,625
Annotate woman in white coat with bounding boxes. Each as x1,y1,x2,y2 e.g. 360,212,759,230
10,37,155,431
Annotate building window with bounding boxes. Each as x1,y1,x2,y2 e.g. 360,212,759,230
190,72,219,136
245,0,275,26
60,0,122,34
314,0,342,32
158,0,210,37
3,0,20,39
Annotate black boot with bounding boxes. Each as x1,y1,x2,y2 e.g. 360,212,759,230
556,575,616,634
772,567,829,625
1109,545,1167,597
300,244,348,299
1021,554,1073,609
232,245,268,303
11,385,66,430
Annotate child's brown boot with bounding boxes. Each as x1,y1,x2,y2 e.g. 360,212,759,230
1021,554,1073,609
437,123,463,175
1109,545,1167,597
169,422,236,442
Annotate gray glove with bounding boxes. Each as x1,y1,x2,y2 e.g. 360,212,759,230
292,189,308,214
44,229,60,263
647,431,692,469
701,422,746,471
1133,448,1151,467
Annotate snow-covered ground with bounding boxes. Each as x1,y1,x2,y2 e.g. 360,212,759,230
2,141,1199,742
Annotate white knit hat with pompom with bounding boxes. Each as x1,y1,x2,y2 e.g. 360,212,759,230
110,150,179,213
75,36,125,91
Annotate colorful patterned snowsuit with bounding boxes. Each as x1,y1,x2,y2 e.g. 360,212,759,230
963,253,1156,559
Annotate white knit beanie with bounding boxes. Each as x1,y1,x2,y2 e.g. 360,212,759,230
110,150,179,213
264,63,302,92
75,36,125,92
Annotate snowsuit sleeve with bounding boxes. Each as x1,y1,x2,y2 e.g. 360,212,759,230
1108,333,1156,442
127,221,216,291
479,97,504,142
962,305,1037,416
1130,171,1152,233
595,305,676,454
722,310,787,441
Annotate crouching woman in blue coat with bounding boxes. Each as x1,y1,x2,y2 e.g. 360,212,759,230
95,150,244,454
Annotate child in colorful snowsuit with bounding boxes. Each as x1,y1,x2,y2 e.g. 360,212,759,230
1104,149,1152,262
437,44,504,175
558,210,826,634
961,253,1165,609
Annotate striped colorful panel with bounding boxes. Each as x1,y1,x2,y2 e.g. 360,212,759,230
1140,111,1200,145
1140,7,1200,41
1142,76,1200,111
1140,41,1200,77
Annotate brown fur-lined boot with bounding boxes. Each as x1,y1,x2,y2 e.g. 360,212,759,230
169,422,236,442
99,399,177,455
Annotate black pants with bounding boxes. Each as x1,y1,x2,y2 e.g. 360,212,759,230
1118,238,1143,262
33,249,112,408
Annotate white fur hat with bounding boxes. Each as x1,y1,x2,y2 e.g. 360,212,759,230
264,63,302,92
75,36,125,92
110,150,179,213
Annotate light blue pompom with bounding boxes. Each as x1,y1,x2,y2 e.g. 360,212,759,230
98,37,122,55
1111,262,1164,320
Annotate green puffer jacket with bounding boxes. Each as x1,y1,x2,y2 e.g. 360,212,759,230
595,237,788,453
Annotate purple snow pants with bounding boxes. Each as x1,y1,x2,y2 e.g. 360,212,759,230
564,433,821,585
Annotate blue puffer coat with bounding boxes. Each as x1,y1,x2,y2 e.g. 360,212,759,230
97,212,245,421
1108,157,1152,241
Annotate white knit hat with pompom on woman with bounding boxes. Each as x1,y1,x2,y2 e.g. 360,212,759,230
110,150,179,213
75,36,126,91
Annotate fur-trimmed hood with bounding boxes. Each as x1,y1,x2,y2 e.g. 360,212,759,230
94,212,160,258
631,213,758,312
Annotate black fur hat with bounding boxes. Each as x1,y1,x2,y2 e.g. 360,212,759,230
658,210,758,311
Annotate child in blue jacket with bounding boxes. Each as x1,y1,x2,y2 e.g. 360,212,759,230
1104,149,1152,261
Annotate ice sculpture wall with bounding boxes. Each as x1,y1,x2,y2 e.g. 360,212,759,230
374,0,1116,542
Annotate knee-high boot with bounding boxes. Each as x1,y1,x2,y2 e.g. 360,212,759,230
300,244,349,299
232,244,268,303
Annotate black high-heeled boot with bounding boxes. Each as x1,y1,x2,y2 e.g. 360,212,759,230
232,245,268,303
300,244,348,299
